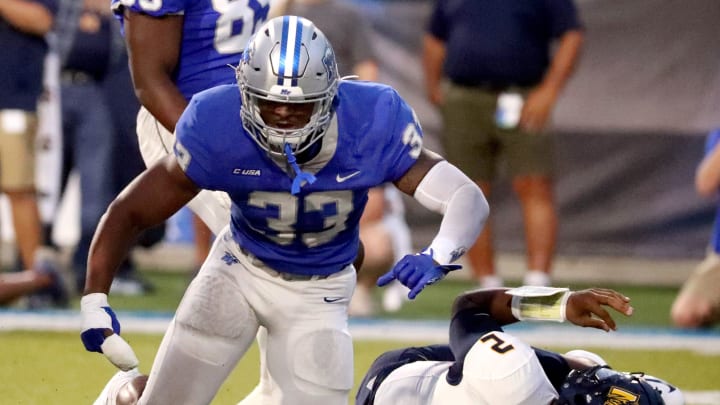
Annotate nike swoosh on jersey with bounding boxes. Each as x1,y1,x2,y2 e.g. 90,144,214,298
336,171,361,182
323,297,345,303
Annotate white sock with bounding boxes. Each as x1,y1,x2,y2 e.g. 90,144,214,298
479,275,504,288
523,270,550,286
382,281,409,312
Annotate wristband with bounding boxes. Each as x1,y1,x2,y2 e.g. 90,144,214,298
81,292,109,310
508,287,571,322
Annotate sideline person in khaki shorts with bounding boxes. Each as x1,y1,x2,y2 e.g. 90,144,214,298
672,252,720,327
0,110,38,190
0,0,67,309
671,128,720,328
0,110,44,270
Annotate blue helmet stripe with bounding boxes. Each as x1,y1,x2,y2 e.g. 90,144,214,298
278,16,291,85
291,20,303,87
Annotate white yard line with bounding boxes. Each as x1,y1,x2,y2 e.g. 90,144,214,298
349,319,720,355
2,311,719,353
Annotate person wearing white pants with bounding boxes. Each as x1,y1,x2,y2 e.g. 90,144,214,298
82,16,488,405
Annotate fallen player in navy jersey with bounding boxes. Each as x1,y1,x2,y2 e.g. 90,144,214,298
357,286,684,405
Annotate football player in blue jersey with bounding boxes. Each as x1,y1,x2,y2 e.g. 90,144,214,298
83,16,488,405
357,287,683,405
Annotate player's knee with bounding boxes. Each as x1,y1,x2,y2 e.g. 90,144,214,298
116,375,148,405
176,271,254,338
672,312,703,328
671,300,711,328
290,329,353,397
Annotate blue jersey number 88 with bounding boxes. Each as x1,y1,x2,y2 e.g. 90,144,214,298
120,0,270,54
212,0,270,54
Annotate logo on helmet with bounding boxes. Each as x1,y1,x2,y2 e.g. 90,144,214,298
322,47,336,82
605,386,640,404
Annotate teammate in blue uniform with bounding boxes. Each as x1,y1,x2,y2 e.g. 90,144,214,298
110,0,278,255
83,16,488,405
357,287,683,405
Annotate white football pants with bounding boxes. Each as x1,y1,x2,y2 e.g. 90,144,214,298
139,227,356,405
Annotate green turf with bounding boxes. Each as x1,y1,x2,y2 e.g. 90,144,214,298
28,270,712,403
1,331,717,404
74,270,686,328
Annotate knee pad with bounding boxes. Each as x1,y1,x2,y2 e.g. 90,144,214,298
291,328,353,393
175,271,255,339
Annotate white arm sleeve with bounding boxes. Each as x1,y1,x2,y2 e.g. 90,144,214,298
412,161,489,265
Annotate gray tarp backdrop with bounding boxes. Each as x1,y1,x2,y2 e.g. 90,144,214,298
354,0,720,258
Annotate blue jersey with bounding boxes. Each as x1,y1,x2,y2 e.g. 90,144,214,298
111,0,270,99
175,80,423,275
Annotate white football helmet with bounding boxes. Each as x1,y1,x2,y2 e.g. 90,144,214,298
237,15,339,156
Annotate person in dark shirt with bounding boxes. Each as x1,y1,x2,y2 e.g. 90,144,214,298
423,0,584,289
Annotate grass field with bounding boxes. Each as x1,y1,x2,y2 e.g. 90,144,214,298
2,331,719,404
2,271,719,404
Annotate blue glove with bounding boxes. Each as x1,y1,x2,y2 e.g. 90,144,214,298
377,250,462,299
80,293,139,371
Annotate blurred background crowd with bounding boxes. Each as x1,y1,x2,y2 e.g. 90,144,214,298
1,0,719,329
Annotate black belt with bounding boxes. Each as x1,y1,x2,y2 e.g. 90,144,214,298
261,266,332,281
239,245,333,281
60,69,97,84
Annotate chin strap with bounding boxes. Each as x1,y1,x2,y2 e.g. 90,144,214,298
284,143,317,195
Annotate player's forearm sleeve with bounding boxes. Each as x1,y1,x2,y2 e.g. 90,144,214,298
413,161,489,264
